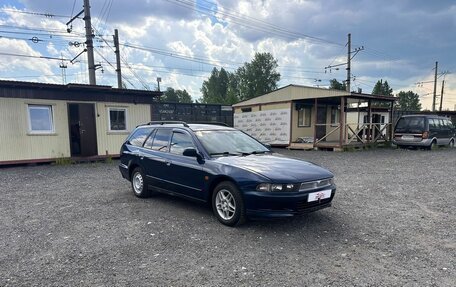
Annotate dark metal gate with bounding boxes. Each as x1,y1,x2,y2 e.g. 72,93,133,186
151,103,233,126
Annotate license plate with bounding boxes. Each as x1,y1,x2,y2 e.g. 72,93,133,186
401,135,414,140
307,189,332,202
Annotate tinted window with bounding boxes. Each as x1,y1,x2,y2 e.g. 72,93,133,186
151,129,172,151
395,117,425,133
143,130,156,149
439,119,445,129
429,119,438,131
195,130,269,156
129,127,153,147
170,132,195,155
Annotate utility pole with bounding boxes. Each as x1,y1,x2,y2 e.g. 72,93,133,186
432,61,438,111
324,33,362,92
83,0,96,85
59,54,67,84
346,33,351,93
113,29,122,89
157,77,161,92
439,79,445,111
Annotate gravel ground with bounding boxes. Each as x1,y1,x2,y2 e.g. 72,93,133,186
0,148,455,286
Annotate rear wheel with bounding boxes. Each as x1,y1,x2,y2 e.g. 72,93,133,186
449,139,454,148
428,140,437,150
131,167,152,198
212,181,246,226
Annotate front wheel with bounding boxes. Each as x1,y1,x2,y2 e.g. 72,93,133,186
212,181,246,226
428,140,437,150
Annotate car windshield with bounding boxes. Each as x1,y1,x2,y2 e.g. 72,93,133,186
195,130,270,156
395,117,425,133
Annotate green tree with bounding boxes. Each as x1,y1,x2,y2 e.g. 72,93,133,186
329,78,346,91
200,67,237,104
371,79,393,96
226,72,241,104
236,52,281,101
396,91,422,111
161,87,193,103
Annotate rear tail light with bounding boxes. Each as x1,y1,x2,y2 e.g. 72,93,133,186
422,131,429,139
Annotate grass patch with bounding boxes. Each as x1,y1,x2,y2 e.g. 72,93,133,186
54,155,72,165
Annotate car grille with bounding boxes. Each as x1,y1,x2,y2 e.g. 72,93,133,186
299,178,333,192
296,191,335,213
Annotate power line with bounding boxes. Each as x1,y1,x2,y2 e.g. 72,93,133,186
0,8,71,18
0,52,71,61
93,46,137,88
0,24,86,37
70,0,77,18
92,26,149,89
166,0,343,46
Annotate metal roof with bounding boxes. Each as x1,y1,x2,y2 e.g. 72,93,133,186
0,80,163,104
232,84,396,107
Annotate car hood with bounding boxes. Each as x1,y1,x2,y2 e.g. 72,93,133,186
213,154,333,182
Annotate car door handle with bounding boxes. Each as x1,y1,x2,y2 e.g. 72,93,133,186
166,161,171,166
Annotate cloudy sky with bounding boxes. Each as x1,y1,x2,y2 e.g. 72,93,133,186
0,0,455,110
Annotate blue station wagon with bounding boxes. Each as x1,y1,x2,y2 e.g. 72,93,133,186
119,122,336,226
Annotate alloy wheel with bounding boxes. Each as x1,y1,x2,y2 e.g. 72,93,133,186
215,189,236,220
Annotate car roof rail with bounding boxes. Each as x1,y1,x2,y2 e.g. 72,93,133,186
189,121,229,127
147,121,189,127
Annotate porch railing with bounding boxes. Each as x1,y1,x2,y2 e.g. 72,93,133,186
346,122,391,144
313,122,392,146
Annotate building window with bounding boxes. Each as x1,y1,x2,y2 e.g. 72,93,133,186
241,107,252,113
330,106,340,126
298,107,311,127
108,107,127,131
28,105,54,133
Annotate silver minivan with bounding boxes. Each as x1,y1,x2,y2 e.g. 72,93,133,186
393,115,455,149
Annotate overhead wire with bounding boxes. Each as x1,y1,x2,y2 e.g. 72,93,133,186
0,8,71,19
166,0,343,46
0,51,71,61
3,6,433,94
70,0,77,18
93,46,137,88
92,26,149,89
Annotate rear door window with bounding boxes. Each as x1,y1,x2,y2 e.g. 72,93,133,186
150,129,172,152
128,127,153,147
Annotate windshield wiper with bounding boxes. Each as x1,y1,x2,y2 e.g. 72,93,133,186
239,150,271,156
209,152,241,157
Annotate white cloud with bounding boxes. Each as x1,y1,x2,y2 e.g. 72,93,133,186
0,1,454,110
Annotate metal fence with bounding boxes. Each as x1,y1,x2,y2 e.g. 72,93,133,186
151,103,233,126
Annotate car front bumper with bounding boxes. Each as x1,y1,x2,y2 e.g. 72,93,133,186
243,187,336,219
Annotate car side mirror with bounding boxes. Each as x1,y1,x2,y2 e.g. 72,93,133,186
183,148,198,157
263,143,271,149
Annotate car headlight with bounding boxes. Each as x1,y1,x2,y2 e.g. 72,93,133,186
256,183,296,192
256,183,271,192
